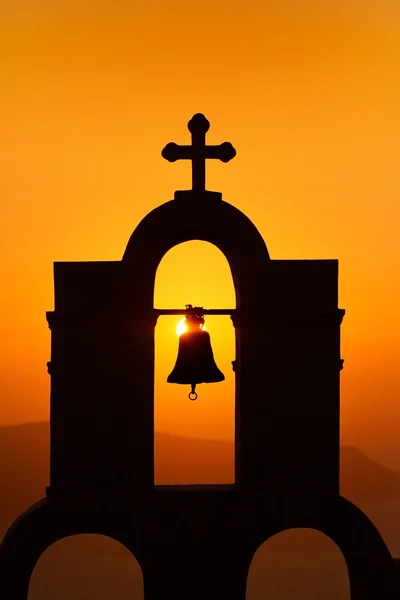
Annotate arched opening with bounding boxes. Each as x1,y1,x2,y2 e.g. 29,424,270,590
247,528,350,600
28,534,143,600
154,240,236,485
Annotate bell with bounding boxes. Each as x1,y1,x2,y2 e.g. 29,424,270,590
167,306,225,400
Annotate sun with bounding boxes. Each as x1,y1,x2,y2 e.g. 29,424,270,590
175,318,206,336
176,318,188,336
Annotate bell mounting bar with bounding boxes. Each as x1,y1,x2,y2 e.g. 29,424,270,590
155,308,236,316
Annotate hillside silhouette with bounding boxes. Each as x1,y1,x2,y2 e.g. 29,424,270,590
1,422,400,540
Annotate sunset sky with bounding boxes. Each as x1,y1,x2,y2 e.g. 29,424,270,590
1,0,400,470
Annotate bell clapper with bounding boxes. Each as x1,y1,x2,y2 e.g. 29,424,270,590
189,383,198,401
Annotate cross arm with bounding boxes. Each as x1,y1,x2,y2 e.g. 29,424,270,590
162,142,236,163
205,142,236,163
162,143,192,162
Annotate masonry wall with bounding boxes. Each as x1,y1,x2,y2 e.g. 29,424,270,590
237,259,343,496
48,261,155,497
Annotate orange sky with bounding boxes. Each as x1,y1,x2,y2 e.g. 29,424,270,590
1,0,400,468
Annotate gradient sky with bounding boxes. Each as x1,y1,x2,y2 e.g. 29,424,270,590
1,0,400,468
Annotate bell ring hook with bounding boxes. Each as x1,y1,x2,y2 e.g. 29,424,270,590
189,383,198,401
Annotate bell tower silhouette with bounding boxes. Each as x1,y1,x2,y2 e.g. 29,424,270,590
0,114,398,599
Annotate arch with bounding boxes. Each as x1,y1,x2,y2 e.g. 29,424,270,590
315,497,397,599
247,527,350,600
243,496,398,600
122,197,270,310
0,499,144,600
153,240,236,484
153,239,236,309
29,533,143,600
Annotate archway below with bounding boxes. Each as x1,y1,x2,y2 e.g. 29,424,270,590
28,534,143,600
247,528,350,600
154,240,235,484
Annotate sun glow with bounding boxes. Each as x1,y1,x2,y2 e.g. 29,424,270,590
176,318,188,336
175,318,206,336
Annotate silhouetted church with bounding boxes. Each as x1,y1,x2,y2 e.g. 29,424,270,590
0,114,399,599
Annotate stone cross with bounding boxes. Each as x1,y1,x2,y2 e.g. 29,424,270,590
162,113,236,194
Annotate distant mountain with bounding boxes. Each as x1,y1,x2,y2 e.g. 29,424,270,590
341,445,400,503
1,422,400,539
